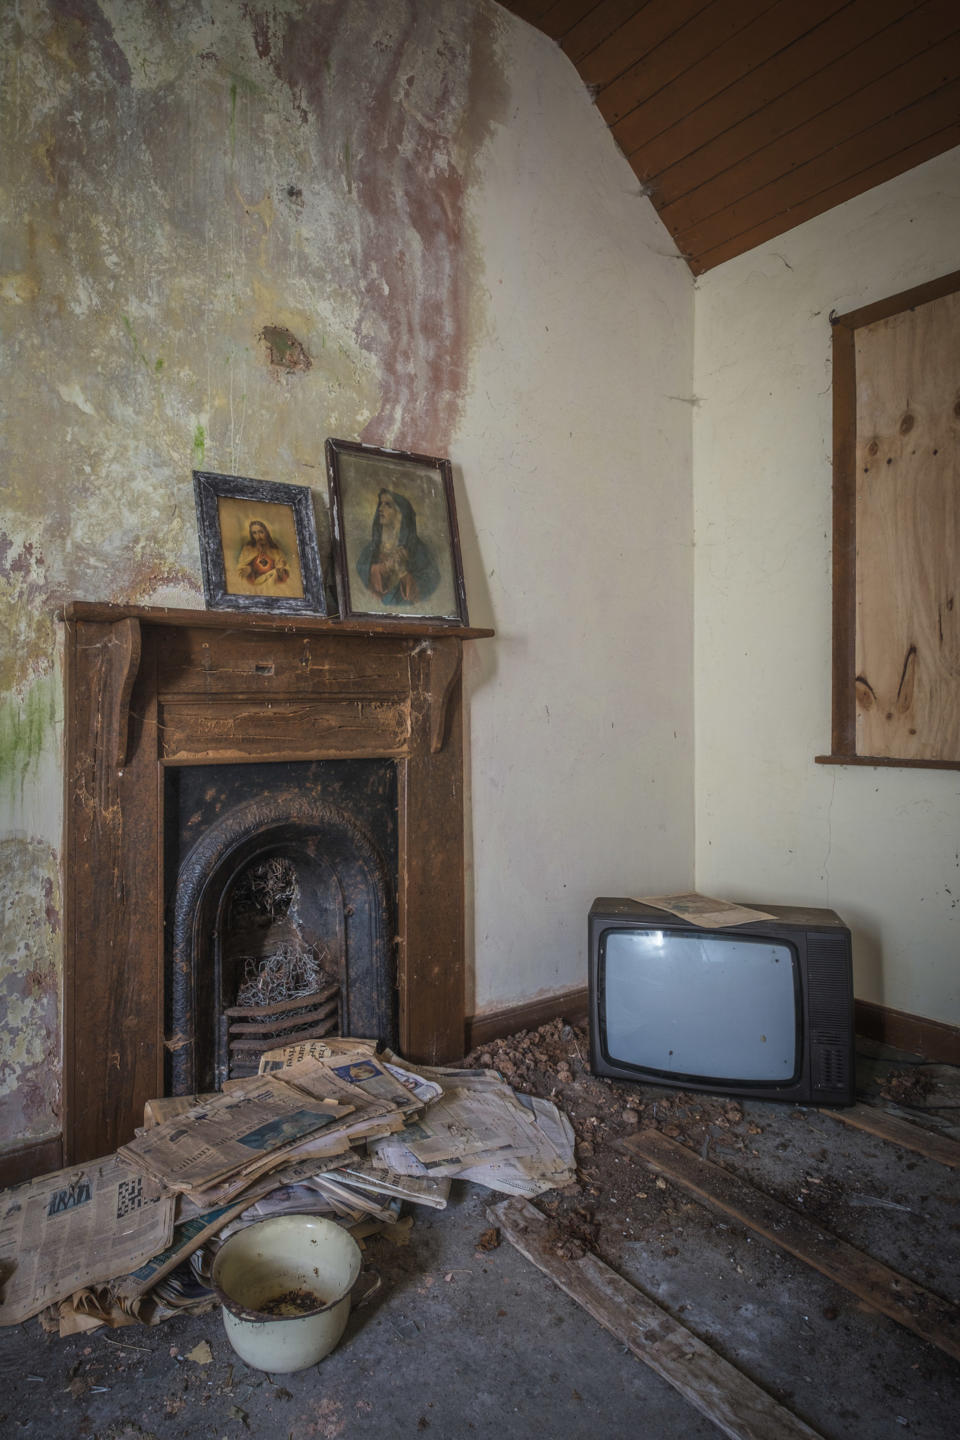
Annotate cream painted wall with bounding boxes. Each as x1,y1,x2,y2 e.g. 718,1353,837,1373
0,0,694,1151
458,22,695,1015
693,146,960,1026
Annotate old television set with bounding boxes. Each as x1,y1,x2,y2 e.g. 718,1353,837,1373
589,898,855,1106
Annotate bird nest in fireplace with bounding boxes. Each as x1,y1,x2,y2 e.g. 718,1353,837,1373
235,942,334,1009
223,857,341,1077
229,854,299,927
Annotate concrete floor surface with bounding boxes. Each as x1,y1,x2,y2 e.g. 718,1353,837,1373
1,1044,958,1440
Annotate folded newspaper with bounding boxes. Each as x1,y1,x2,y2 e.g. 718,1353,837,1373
0,1037,576,1333
0,1154,175,1327
368,1071,576,1198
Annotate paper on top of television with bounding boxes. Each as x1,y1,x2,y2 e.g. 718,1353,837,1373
635,892,777,929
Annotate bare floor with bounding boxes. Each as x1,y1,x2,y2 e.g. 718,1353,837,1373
1,1037,958,1440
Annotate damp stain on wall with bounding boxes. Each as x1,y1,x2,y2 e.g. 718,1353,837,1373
0,0,512,1153
259,325,312,373
0,532,51,698
0,838,62,1149
193,423,207,467
257,0,508,450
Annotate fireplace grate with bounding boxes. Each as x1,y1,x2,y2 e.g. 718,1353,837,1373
223,981,339,1079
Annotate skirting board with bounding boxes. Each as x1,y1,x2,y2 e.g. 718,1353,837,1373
464,986,589,1053
855,999,960,1066
0,1135,62,1191
464,987,960,1066
2,998,954,1188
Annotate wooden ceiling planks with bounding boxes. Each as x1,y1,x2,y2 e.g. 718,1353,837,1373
498,0,960,272
590,0,777,121
575,0,718,93
611,0,858,163
635,0,951,205
664,37,960,237
560,1,644,65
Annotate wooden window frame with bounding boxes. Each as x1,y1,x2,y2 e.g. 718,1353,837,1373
817,268,960,771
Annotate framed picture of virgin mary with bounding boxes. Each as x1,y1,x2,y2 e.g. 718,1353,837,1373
325,439,469,626
193,469,327,616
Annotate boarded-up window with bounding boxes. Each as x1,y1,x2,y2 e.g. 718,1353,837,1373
822,271,960,770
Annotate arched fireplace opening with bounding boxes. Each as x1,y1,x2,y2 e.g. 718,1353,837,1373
166,763,398,1095
220,854,341,1080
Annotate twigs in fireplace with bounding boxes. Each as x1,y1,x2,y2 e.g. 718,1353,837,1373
235,942,334,1009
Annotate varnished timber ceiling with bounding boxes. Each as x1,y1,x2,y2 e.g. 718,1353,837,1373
499,0,960,273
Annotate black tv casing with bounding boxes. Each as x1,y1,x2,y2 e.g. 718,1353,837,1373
588,897,855,1106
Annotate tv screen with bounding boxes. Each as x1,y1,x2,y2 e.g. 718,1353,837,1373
589,898,854,1106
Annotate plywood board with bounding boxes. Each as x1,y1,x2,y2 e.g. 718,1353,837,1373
854,289,960,760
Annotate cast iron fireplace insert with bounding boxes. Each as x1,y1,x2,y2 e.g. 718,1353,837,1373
165,759,398,1092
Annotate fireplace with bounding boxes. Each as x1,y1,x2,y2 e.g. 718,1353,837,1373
166,760,398,1090
62,603,492,1164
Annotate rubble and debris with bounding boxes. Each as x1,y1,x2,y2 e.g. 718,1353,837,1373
461,1016,770,1263
0,1034,575,1337
6,1014,953,1357
873,1067,938,1107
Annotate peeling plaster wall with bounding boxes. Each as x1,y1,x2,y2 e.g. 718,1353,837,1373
694,146,960,1027
0,839,62,1144
0,0,695,1153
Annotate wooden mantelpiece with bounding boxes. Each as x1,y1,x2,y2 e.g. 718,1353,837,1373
62,603,493,1164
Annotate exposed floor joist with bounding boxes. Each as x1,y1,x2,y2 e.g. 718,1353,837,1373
621,1127,960,1361
490,1194,826,1440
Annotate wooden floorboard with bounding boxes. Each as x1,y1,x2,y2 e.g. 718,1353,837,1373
822,1103,960,1169
491,1195,826,1440
621,1129,960,1362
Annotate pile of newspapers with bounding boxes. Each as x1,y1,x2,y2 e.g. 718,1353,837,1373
0,1039,575,1335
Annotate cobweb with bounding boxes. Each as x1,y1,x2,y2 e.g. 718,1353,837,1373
229,855,298,925
235,941,335,1008
229,858,336,1008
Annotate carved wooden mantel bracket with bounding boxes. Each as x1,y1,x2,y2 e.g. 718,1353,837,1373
413,638,463,754
104,616,142,771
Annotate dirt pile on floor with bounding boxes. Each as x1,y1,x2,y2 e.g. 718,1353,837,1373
463,1017,765,1263
871,1067,937,1107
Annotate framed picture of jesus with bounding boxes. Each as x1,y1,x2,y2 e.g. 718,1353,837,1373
193,469,327,616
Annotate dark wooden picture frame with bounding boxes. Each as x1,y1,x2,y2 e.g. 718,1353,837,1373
819,268,960,771
193,469,326,616
325,439,469,626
